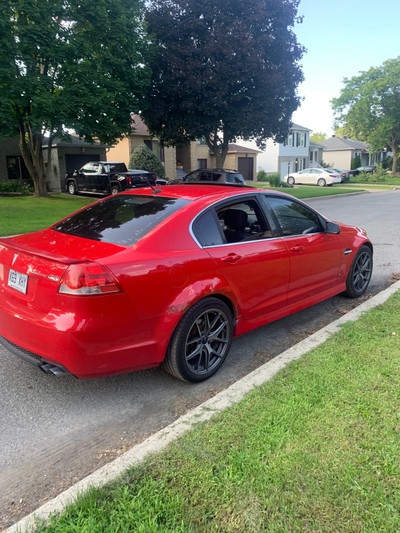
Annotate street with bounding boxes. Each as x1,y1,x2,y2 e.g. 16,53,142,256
1,190,400,529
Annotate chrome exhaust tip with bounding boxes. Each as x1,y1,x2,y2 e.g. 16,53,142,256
39,363,66,377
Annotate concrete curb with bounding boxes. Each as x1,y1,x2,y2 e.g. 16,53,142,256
6,279,400,533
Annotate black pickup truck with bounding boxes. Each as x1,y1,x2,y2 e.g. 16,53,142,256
65,161,157,196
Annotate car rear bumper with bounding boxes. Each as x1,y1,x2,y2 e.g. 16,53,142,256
0,297,177,378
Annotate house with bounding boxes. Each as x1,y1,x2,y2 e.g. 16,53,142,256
248,123,311,177
108,115,259,180
107,115,176,179
318,137,371,171
0,135,109,192
176,139,258,181
309,141,325,168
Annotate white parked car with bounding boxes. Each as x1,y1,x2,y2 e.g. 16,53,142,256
283,168,342,187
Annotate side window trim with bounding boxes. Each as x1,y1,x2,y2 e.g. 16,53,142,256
191,194,282,248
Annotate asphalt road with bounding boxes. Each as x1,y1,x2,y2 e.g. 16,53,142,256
1,189,400,529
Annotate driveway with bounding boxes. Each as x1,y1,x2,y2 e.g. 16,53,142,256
1,190,400,529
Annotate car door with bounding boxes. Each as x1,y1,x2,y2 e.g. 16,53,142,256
193,197,290,320
297,169,313,184
263,195,342,305
78,162,98,191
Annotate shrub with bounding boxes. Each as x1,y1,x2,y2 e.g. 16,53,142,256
256,170,268,182
268,173,282,187
351,154,361,170
0,180,33,194
128,144,165,178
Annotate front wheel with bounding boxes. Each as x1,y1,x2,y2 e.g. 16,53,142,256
343,245,373,298
67,181,77,195
287,176,295,186
164,297,233,382
317,178,326,187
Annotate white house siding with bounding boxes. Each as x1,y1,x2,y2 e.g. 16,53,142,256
255,140,280,172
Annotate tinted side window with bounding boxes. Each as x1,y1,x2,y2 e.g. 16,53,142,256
267,197,323,236
53,195,190,246
192,211,224,247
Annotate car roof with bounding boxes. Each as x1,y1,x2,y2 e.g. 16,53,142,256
121,183,288,202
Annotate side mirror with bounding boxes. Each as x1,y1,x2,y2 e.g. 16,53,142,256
326,221,340,234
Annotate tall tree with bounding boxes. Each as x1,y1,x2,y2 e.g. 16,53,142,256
310,132,327,143
332,57,400,173
143,0,304,168
0,0,150,196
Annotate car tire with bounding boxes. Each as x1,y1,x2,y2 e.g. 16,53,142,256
111,184,121,195
287,176,295,186
317,178,326,187
164,297,233,383
67,181,77,195
343,245,373,298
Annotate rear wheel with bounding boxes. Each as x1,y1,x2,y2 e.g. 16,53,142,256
111,184,121,195
67,181,77,195
344,245,373,297
317,178,326,187
287,176,295,186
164,297,233,382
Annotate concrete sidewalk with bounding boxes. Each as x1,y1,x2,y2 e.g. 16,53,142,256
6,279,400,533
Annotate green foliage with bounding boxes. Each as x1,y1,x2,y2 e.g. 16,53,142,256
0,180,33,194
256,170,268,182
332,57,400,173
310,132,327,143
143,0,304,167
129,144,165,178
268,173,282,187
0,0,150,195
351,154,361,169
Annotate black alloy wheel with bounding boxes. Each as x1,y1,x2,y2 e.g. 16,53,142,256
344,245,373,297
164,297,233,382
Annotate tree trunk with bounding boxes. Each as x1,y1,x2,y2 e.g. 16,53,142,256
19,128,49,197
207,131,229,169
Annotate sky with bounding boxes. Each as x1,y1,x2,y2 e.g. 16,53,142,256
291,0,400,136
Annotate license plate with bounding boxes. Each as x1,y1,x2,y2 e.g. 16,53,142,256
8,269,28,294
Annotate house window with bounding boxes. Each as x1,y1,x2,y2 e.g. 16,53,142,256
144,140,153,150
160,145,165,162
6,156,30,180
196,137,207,145
286,133,293,147
197,159,207,169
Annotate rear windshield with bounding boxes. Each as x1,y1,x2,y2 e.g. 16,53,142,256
53,195,190,246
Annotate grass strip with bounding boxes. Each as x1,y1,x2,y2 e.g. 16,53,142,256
35,291,400,533
0,195,94,236
249,183,366,199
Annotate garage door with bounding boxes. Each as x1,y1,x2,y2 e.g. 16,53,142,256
238,157,254,181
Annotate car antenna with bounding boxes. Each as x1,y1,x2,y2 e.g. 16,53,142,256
144,177,162,194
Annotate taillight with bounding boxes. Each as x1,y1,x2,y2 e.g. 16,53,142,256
59,263,121,295
126,176,131,186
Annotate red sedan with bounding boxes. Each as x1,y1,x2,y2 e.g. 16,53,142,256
0,185,373,382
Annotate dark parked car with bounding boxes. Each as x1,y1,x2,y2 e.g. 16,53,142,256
0,184,373,383
180,168,246,186
65,161,157,196
348,166,376,177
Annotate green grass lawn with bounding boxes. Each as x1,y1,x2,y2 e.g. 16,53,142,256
0,194,94,236
35,291,400,533
249,182,366,199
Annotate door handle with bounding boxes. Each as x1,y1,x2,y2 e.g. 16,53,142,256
290,245,304,253
221,253,242,263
